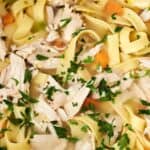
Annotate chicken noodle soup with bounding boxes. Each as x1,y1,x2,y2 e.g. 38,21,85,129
0,0,150,150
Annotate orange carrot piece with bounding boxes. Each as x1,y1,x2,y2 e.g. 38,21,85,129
50,38,66,48
83,97,100,108
94,49,109,68
105,0,124,16
2,12,14,26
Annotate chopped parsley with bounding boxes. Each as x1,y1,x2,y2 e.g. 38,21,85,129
58,54,65,59
53,126,68,138
68,61,81,73
8,114,23,126
69,120,78,125
95,35,108,45
8,107,34,132
4,99,14,112
98,120,114,139
75,47,83,61
98,79,120,102
117,133,130,150
0,128,10,134
140,99,150,106
114,26,123,32
72,102,78,107
88,112,100,121
72,28,85,37
20,107,34,128
104,67,112,73
83,56,94,64
52,74,64,85
125,124,134,132
60,18,72,28
18,91,38,106
11,77,19,85
81,125,89,133
139,109,150,115
111,13,117,20
67,137,79,143
136,34,140,39
24,69,32,83
46,86,58,100
64,61,81,83
36,54,48,61
86,77,96,92
81,103,96,112
96,139,114,150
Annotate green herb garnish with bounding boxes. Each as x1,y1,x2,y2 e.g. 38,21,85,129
86,77,96,92
72,28,85,37
18,91,38,106
118,133,130,150
104,67,112,73
98,79,120,102
81,125,89,133
140,99,150,106
45,86,58,100
95,35,108,45
4,99,14,112
60,18,72,28
114,26,123,32
83,56,94,64
111,13,117,20
24,69,32,83
36,54,48,61
11,78,19,85
53,126,68,138
98,120,114,138
67,137,79,143
139,109,150,115
72,102,78,107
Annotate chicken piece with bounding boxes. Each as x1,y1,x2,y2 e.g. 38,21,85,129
0,53,28,92
140,8,150,22
31,134,68,150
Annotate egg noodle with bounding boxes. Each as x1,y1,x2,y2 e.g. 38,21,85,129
0,0,150,150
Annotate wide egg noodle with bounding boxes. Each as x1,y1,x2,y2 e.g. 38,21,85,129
12,12,34,44
123,8,148,32
3,106,31,150
120,27,149,54
11,0,34,17
57,29,100,75
107,33,120,66
83,14,113,37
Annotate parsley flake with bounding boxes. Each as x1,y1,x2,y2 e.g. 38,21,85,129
118,133,130,150
83,56,94,64
98,120,114,139
60,18,72,28
140,99,150,106
46,86,58,100
24,69,32,83
36,54,48,61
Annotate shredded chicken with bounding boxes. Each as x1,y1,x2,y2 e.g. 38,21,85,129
140,8,150,22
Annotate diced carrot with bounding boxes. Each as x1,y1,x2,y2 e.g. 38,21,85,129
50,38,66,49
2,12,14,26
83,97,100,108
94,48,109,68
105,0,124,16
